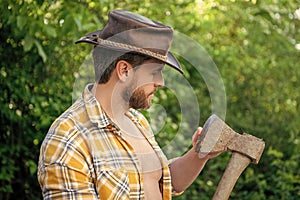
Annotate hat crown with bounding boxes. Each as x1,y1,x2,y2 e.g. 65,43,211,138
100,10,172,39
98,10,173,55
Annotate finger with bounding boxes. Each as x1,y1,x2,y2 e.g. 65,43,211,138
196,127,203,134
192,127,203,145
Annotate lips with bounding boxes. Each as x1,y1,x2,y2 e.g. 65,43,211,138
148,94,154,99
148,89,157,98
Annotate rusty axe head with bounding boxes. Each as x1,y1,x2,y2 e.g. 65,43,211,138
196,114,265,164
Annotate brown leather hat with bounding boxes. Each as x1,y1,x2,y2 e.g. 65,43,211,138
75,10,183,74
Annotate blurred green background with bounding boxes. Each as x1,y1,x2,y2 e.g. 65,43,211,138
1,0,299,199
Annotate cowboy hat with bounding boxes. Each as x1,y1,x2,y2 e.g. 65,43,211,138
75,10,183,74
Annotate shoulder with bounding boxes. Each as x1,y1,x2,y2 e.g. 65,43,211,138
49,99,87,136
39,99,91,163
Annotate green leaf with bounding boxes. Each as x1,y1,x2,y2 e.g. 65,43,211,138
82,23,96,31
34,39,47,62
17,16,27,30
24,34,34,51
74,16,82,31
26,160,38,176
44,25,57,37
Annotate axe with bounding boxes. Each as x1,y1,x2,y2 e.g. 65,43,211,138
196,114,265,200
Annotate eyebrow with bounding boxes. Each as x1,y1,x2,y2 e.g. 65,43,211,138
138,62,164,71
153,65,164,71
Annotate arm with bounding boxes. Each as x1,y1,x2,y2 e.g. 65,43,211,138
169,127,219,193
38,127,98,199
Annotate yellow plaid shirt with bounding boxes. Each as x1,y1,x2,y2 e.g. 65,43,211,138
38,84,173,199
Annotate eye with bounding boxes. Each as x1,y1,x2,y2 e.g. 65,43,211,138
152,70,161,76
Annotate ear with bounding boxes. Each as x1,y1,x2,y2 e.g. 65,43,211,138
116,60,131,82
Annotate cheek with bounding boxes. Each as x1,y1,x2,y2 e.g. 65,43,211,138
134,72,154,85
138,79,153,88
153,73,164,85
137,85,153,95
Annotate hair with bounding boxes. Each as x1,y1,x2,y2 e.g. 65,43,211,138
93,46,153,84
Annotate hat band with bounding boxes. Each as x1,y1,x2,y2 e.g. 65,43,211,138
97,38,168,62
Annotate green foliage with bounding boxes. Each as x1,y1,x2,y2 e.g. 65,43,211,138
1,0,300,199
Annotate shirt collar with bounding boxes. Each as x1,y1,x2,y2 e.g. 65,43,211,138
83,84,112,128
82,84,144,136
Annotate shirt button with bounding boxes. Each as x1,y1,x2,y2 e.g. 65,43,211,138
107,124,113,129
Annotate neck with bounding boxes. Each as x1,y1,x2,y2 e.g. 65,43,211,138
92,82,129,121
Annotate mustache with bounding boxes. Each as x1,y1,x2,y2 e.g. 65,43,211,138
149,88,158,95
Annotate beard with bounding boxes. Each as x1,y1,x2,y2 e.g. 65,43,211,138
129,89,152,110
122,86,153,110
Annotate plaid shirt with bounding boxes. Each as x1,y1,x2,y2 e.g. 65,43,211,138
38,84,173,199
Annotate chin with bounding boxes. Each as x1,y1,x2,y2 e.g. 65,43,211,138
143,99,153,110
131,101,152,110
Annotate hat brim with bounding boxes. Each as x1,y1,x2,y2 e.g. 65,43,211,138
75,30,183,74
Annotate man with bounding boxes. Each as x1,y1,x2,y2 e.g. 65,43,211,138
38,10,218,199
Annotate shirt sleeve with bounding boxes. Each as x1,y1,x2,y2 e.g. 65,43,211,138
38,123,98,200
39,163,98,199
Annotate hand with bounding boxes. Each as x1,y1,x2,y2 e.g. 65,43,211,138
192,127,203,148
192,127,221,160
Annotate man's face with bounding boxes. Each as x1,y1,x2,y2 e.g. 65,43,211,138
123,61,165,110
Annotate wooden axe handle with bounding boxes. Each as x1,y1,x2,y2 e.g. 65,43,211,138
212,152,251,200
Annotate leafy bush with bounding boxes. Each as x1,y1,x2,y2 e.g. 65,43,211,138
1,0,299,199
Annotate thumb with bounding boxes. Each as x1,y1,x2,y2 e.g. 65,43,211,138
192,127,203,147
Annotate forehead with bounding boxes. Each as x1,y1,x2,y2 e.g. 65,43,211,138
136,59,165,72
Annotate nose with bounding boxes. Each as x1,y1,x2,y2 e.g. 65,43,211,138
154,73,164,87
